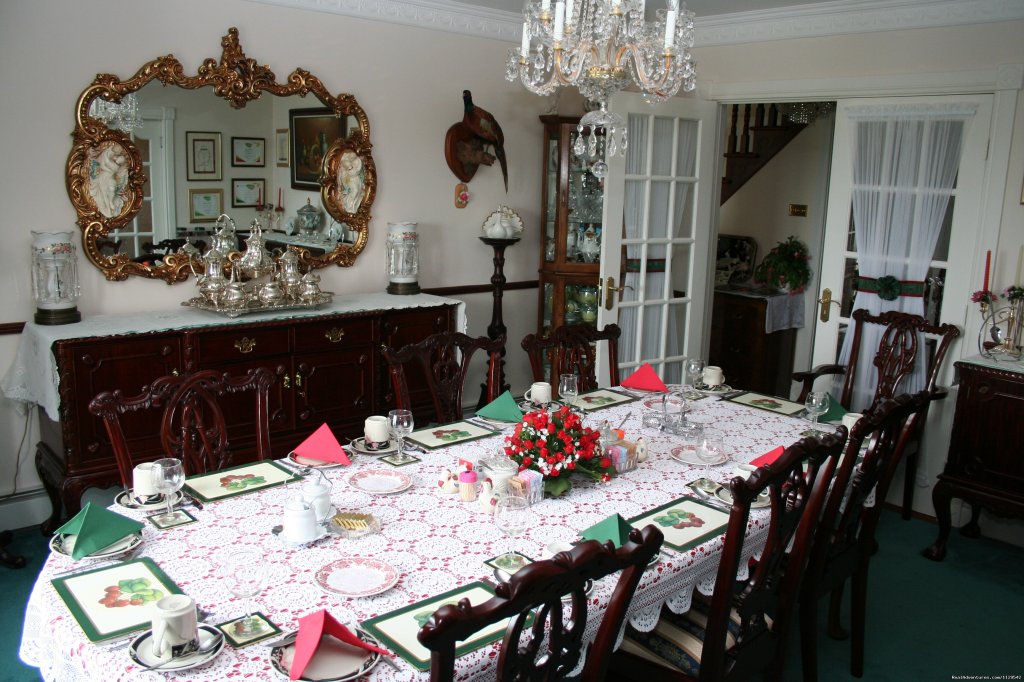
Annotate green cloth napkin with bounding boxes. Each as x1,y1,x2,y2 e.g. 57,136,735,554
476,390,524,423
54,502,144,559
820,398,848,424
580,513,634,547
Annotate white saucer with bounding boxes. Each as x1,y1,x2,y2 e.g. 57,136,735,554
349,437,398,456
269,629,382,681
670,446,729,466
50,531,144,560
315,557,399,597
715,486,770,509
115,490,183,511
129,623,224,671
693,382,733,395
347,469,412,495
287,452,345,469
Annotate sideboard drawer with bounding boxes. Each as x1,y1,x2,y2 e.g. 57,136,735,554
293,318,375,353
193,327,291,363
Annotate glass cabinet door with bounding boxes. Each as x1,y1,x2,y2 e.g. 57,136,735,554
566,129,604,265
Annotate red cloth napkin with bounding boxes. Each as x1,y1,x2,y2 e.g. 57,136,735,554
290,610,392,680
620,362,668,392
750,445,785,467
291,423,350,466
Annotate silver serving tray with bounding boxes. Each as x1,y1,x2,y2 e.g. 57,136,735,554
181,293,333,318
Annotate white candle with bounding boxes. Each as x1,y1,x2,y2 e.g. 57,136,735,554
664,9,676,48
521,22,530,57
554,1,565,40
565,0,574,27
542,0,550,11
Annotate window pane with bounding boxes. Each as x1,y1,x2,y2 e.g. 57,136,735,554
676,120,699,177
651,117,675,176
649,181,670,239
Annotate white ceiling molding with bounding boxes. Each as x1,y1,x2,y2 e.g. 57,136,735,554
243,0,1024,44
694,0,1024,47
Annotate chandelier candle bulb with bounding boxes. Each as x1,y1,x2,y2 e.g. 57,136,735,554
521,23,531,57
554,2,565,40
664,10,676,48
565,0,573,26
542,0,550,11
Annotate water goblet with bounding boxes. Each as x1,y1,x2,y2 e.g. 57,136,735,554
685,358,706,398
222,546,267,635
558,373,579,412
695,430,726,493
492,494,536,577
387,408,415,464
805,391,830,435
152,458,185,523
661,391,690,434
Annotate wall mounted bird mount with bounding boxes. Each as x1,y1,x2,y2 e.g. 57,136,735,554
444,90,508,192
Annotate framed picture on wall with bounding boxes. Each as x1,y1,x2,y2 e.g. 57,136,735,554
186,131,221,181
231,137,265,167
275,128,289,168
189,189,223,222
231,179,265,208
289,108,347,190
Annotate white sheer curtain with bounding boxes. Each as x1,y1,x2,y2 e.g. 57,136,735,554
837,103,975,410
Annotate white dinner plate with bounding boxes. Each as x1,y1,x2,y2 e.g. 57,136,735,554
715,486,771,509
49,531,144,560
128,624,224,671
347,469,412,495
269,629,382,681
287,452,345,469
670,446,729,466
348,438,399,456
115,490,183,511
315,557,399,597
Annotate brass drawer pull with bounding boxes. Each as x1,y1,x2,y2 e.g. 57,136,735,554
234,337,256,354
325,327,345,343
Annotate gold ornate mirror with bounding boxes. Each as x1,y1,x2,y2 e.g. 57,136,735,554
67,28,376,283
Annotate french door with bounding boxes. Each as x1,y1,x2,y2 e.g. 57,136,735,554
597,93,720,385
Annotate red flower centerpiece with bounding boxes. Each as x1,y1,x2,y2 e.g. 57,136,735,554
503,405,614,497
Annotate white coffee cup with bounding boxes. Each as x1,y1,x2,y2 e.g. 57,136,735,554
133,463,160,500
841,412,863,434
524,381,552,405
151,594,199,660
702,366,725,387
281,496,320,543
363,416,390,450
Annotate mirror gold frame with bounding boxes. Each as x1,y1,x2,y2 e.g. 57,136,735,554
66,27,376,283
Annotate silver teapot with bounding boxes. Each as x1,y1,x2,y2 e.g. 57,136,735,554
299,271,322,303
222,268,247,308
278,249,303,300
211,214,238,254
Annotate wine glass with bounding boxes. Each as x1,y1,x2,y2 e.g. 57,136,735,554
152,458,185,523
223,546,267,635
558,373,579,411
695,430,726,493
388,408,415,464
685,358,706,398
492,495,536,577
661,391,690,434
805,391,830,435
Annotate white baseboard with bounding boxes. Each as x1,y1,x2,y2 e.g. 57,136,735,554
0,489,53,529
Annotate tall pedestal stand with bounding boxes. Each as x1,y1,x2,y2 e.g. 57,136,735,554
477,237,518,408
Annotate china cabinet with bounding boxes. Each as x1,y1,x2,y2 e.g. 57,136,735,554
536,116,605,335
22,296,458,531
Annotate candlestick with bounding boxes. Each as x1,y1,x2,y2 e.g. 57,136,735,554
984,250,991,291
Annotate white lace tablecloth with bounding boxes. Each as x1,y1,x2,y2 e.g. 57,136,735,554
19,393,822,681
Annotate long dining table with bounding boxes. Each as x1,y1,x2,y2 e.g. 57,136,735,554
20,388,825,681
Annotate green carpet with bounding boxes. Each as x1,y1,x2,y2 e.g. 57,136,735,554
3,512,1022,681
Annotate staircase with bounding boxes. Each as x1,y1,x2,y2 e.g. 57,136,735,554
721,103,807,204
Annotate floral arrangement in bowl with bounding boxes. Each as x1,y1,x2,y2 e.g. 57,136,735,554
503,405,612,497
753,236,812,293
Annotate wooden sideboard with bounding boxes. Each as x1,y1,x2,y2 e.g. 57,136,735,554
924,359,1024,561
30,298,458,532
709,290,797,397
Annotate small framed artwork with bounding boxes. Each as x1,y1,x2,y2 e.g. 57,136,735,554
231,178,266,208
186,131,222,181
146,508,197,530
404,420,496,451
290,107,347,190
275,128,289,168
183,461,298,503
188,189,224,223
231,137,265,167
216,612,282,648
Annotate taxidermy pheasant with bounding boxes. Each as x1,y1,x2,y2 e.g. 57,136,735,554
462,90,508,192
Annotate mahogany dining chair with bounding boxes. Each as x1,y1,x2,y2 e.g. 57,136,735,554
521,323,621,392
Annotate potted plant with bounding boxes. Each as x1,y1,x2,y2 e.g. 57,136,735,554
753,236,812,293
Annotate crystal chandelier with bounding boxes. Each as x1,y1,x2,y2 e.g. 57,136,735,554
88,93,143,133
506,0,697,177
779,102,835,125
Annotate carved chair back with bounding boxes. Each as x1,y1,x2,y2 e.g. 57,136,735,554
382,332,504,424
521,323,621,392
88,367,275,486
418,524,663,682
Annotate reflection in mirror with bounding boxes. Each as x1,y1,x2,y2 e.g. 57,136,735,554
66,28,376,283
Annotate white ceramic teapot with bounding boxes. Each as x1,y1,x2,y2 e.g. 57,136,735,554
300,469,332,524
